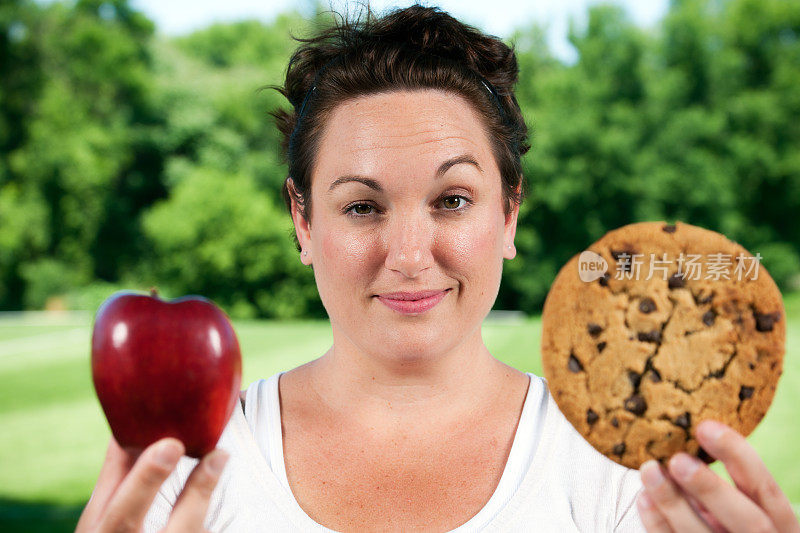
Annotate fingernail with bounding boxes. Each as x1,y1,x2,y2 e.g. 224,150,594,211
670,453,701,481
207,450,229,476
640,460,664,489
698,420,725,443
153,439,183,468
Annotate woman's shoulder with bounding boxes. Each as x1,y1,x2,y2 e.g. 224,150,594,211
522,373,643,525
534,373,641,480
238,371,284,413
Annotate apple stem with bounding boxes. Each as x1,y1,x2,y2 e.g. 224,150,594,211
149,287,159,298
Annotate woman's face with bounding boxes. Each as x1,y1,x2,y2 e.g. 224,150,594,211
291,89,519,366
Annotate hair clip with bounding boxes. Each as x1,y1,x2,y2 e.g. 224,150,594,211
479,77,509,125
296,85,316,121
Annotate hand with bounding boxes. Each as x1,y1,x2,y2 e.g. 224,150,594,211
636,420,799,533
75,436,229,533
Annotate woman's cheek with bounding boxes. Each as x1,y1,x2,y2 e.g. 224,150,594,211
440,215,497,266
439,215,504,304
342,231,380,263
319,227,378,285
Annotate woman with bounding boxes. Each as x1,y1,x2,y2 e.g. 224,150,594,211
76,5,799,532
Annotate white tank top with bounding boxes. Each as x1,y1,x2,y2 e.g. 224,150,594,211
144,371,645,532
251,371,542,531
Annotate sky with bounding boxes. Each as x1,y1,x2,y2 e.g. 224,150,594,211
129,0,669,63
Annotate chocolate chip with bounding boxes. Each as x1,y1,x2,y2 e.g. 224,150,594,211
568,353,584,373
662,224,677,233
597,341,607,352
611,249,635,272
587,409,599,425
637,330,662,343
695,293,714,304
668,273,686,289
702,310,716,326
674,412,691,429
613,443,626,456
598,272,610,287
739,386,754,400
755,311,781,332
624,394,647,416
697,447,714,464
639,298,657,314
748,362,755,370
627,370,642,389
611,417,619,427
587,323,603,337
649,369,662,383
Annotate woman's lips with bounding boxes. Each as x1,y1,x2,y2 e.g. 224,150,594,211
376,289,451,315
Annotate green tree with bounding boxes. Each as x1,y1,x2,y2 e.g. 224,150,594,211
2,0,798,316
503,0,800,313
1,0,160,309
139,166,320,319
0,0,47,306
505,5,650,311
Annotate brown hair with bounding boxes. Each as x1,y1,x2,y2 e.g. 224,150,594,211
269,3,531,252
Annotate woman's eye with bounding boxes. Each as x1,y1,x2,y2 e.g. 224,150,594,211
437,195,473,212
441,196,466,210
344,195,471,218
342,203,377,218
350,204,374,216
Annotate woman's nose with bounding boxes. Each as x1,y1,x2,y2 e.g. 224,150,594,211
384,212,434,278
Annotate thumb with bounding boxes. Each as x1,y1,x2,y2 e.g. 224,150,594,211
76,435,138,532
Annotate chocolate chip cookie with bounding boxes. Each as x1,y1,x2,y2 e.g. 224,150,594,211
541,221,785,469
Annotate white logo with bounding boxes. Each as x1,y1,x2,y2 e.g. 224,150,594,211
578,251,608,282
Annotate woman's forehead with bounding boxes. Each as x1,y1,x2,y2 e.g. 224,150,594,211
315,89,495,179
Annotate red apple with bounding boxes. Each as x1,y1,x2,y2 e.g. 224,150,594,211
91,289,242,458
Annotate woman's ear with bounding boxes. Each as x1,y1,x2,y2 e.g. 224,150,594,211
287,177,312,264
504,182,522,259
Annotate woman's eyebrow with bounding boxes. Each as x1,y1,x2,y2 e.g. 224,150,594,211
326,154,483,194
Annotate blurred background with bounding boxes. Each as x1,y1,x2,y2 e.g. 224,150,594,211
1,0,798,530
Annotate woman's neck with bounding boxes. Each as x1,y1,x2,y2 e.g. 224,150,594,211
299,328,524,438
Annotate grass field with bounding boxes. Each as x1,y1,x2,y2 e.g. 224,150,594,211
1,297,798,532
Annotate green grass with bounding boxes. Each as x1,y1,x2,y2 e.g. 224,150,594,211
0,299,796,531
